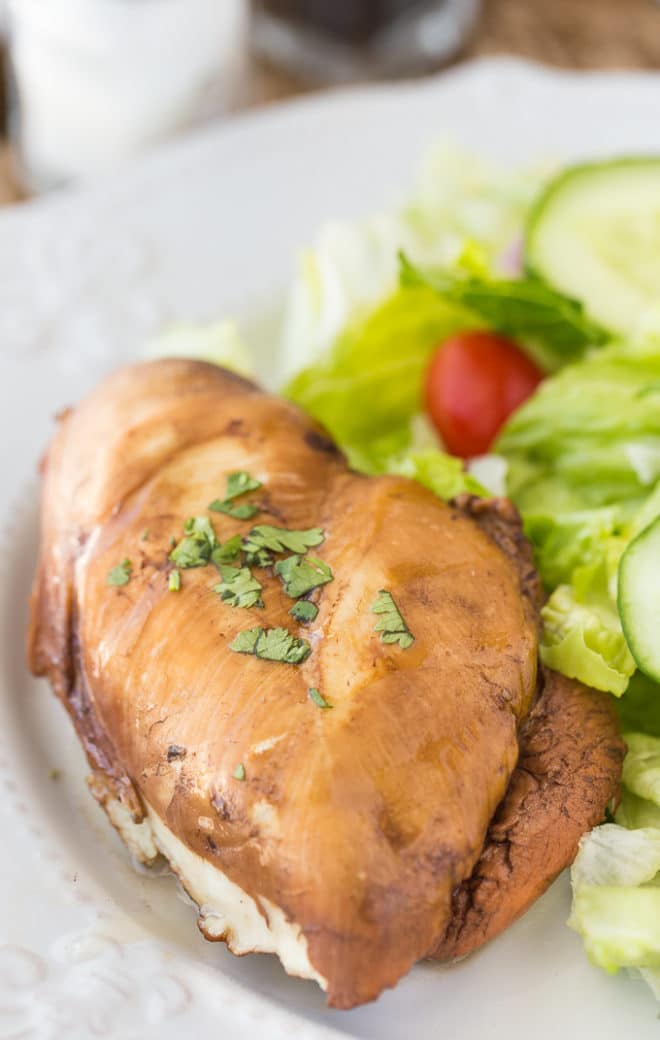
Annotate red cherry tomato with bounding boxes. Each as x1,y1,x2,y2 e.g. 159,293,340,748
424,330,543,458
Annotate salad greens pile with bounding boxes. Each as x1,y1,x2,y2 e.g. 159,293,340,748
152,144,660,999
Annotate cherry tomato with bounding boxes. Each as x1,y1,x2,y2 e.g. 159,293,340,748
424,330,543,458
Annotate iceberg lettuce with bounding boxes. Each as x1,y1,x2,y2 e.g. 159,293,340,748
570,739,660,984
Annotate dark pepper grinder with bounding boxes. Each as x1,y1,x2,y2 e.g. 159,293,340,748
251,0,481,82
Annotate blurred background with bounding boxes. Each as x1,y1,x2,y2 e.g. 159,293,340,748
1,0,659,204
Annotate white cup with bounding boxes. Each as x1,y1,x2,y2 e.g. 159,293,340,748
6,0,247,191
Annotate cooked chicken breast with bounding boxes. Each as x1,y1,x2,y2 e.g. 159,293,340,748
28,359,621,1008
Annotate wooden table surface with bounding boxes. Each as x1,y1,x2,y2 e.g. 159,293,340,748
3,0,660,206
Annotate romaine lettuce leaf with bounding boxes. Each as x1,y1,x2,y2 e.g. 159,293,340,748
400,253,608,370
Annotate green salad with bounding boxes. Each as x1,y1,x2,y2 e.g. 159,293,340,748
155,144,660,999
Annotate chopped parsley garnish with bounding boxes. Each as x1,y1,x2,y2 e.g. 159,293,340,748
225,471,262,500
230,627,261,654
140,528,150,541
309,687,332,709
243,545,274,569
209,470,262,520
232,762,246,781
290,600,318,624
211,535,242,567
230,626,311,664
371,590,415,649
209,499,259,520
275,555,333,598
168,569,181,592
107,558,132,586
242,525,324,559
170,536,211,568
214,565,263,609
184,515,217,544
170,515,217,568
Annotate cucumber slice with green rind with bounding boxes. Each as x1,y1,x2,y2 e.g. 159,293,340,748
526,157,660,335
618,514,660,681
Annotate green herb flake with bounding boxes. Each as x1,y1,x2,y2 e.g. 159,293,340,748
232,762,246,781
371,590,415,649
211,535,243,567
214,565,263,609
170,516,218,569
290,600,319,624
208,470,262,520
242,525,324,558
309,687,332,710
230,625,311,664
209,499,260,520
168,569,181,592
229,627,262,655
140,528,150,541
183,515,217,545
275,554,333,599
107,558,132,587
225,471,262,501
243,545,274,569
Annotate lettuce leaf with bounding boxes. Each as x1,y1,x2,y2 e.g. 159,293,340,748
570,735,660,990
498,344,660,512
400,253,608,371
496,342,660,698
615,672,660,740
540,584,635,695
523,506,626,591
381,449,486,500
622,733,660,805
280,142,540,380
285,285,475,454
570,819,660,978
571,885,660,974
616,789,660,831
571,823,660,889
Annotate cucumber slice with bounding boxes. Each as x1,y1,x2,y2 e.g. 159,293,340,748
526,158,660,334
618,514,660,681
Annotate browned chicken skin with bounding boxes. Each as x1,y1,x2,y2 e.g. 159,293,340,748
435,667,624,960
28,359,622,1008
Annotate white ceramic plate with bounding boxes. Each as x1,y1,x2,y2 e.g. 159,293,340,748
2,58,660,1040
